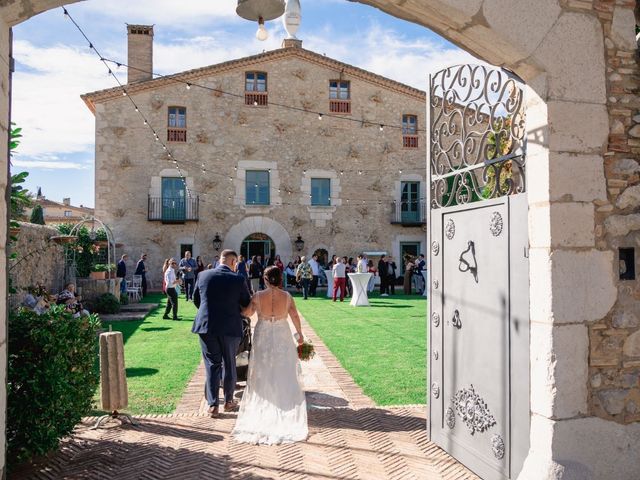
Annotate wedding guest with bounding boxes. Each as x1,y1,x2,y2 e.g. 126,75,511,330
237,255,250,290
274,254,284,272
163,259,181,320
378,254,389,296
56,283,89,317
179,251,197,301
285,262,297,289
328,255,338,268
367,259,377,293
195,255,206,280
404,256,414,294
356,254,367,273
206,263,213,270
308,254,320,297
332,256,347,302
296,256,313,299
249,255,264,293
213,255,220,268
117,254,128,295
387,257,397,295
135,253,148,297
161,258,171,294
414,253,426,294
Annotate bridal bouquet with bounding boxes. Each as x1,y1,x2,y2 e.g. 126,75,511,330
297,341,315,361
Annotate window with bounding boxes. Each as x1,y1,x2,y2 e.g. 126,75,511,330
329,80,350,100
329,80,351,113
167,106,187,142
246,170,270,205
400,181,420,223
161,177,186,221
245,72,268,106
64,210,72,217
311,178,331,206
402,114,418,148
245,72,267,92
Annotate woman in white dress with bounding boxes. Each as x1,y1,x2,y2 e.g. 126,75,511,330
232,266,308,445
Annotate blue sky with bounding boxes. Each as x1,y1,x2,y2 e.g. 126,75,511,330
11,0,476,208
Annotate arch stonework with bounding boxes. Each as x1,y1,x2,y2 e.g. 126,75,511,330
1,1,639,479
224,216,293,262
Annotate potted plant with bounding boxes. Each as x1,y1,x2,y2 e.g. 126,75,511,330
90,264,109,280
105,263,117,279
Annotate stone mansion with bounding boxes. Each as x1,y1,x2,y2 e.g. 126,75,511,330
82,25,426,285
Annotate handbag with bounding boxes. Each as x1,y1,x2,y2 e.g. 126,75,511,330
175,284,181,296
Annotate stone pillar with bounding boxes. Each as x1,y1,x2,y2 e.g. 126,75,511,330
127,24,153,84
99,331,128,412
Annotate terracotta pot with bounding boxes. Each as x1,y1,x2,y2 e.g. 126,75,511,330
50,235,78,245
94,240,109,247
9,227,20,237
90,271,107,280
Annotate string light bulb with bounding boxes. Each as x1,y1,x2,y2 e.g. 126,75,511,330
186,83,191,90
256,17,269,41
379,124,384,131
318,113,323,120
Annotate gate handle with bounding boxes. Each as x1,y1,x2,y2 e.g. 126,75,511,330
452,309,462,329
458,240,478,283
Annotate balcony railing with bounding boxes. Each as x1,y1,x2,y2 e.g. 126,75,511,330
167,128,187,142
148,196,199,223
329,99,351,114
245,91,268,106
390,200,426,225
403,134,419,149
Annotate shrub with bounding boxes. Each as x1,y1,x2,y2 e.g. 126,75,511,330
29,204,45,225
7,305,100,467
94,293,121,314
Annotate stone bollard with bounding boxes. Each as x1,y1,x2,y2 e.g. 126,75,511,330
99,331,128,411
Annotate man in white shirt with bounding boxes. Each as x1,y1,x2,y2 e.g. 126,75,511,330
356,254,368,273
308,254,320,297
332,257,347,302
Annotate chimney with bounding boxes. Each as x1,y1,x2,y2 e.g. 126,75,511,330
127,24,154,84
282,38,302,49
63,198,71,206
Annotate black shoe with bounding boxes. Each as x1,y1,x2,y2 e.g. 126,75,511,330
162,315,170,319
173,317,181,321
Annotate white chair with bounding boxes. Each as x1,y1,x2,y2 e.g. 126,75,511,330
127,277,141,302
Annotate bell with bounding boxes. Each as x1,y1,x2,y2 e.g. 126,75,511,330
236,0,285,22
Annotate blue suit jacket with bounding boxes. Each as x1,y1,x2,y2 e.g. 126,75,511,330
192,265,251,337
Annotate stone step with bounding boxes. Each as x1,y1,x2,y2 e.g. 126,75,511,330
120,303,158,313
99,311,149,322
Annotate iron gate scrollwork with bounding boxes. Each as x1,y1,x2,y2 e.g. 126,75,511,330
430,65,526,209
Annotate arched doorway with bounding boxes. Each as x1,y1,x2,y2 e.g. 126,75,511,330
241,233,275,262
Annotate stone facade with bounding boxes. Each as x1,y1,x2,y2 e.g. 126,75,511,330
82,40,427,286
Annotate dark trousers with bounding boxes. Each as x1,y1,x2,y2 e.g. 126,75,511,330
387,276,396,294
301,278,310,299
199,332,241,407
380,275,388,294
310,275,318,296
164,287,178,318
184,278,195,300
333,277,346,301
141,276,147,297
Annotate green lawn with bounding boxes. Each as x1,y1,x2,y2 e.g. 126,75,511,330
94,293,201,414
294,292,427,406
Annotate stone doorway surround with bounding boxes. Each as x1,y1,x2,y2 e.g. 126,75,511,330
2,1,640,478
224,216,293,262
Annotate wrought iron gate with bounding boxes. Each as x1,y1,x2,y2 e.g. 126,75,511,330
427,65,530,480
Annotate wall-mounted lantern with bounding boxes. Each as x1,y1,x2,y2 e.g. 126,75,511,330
294,234,305,252
213,233,223,251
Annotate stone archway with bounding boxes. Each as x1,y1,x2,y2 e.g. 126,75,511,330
2,2,639,479
224,216,293,263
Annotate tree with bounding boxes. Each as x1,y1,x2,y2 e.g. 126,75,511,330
29,204,45,225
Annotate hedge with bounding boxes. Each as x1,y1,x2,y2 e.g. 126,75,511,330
7,305,100,468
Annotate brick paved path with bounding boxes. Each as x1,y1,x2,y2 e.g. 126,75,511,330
14,313,478,480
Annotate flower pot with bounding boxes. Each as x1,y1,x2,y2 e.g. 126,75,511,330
94,240,109,247
50,235,78,245
90,271,107,280
9,227,20,237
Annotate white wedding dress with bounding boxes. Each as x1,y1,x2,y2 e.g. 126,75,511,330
232,291,308,445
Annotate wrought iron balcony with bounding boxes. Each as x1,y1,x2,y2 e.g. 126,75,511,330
167,128,187,142
245,91,268,106
329,99,351,114
390,200,426,226
148,196,199,223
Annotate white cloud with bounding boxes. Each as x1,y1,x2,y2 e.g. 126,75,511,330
12,159,90,170
80,0,239,28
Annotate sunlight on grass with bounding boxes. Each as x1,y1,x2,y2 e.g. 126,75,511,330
294,292,427,406
94,293,201,414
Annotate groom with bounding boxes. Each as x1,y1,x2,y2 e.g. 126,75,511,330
192,249,251,418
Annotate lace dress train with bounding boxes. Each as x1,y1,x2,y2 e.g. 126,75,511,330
231,302,308,444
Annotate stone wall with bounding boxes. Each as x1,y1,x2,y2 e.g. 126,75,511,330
588,0,640,424
87,49,427,286
7,222,65,307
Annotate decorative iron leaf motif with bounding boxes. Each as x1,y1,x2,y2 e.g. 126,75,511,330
432,312,440,327
491,434,505,459
431,241,440,256
446,407,455,429
430,65,527,210
431,382,440,399
445,219,456,240
489,212,504,237
433,279,439,290
452,384,496,435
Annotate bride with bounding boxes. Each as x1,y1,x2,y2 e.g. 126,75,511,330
232,265,308,444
